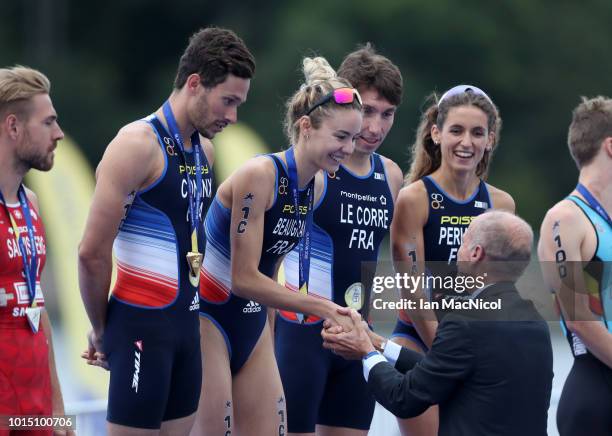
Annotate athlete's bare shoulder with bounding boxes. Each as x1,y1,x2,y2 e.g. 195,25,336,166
379,154,402,175
379,154,404,199
398,179,428,204
102,120,159,164
543,198,590,233
200,136,215,166
218,154,277,208
486,183,515,213
396,179,429,224
233,154,276,185
116,120,158,144
95,120,162,190
539,197,594,261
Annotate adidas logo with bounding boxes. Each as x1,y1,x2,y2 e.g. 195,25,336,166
189,293,200,311
474,201,488,209
243,300,262,313
374,172,386,181
571,333,587,356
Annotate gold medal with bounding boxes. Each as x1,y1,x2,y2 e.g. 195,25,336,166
187,251,203,286
344,282,364,310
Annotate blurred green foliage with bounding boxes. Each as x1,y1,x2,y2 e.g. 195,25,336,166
2,0,611,228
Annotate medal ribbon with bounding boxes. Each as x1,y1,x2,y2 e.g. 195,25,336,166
0,186,38,306
285,147,314,322
576,183,611,227
162,101,203,253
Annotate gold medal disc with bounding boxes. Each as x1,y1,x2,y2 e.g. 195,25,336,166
187,251,203,286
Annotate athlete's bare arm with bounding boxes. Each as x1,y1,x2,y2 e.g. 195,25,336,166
226,157,353,331
391,181,438,347
487,184,515,213
78,122,163,367
25,190,69,427
538,201,612,368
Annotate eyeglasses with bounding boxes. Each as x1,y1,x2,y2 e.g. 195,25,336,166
438,84,493,107
305,87,363,115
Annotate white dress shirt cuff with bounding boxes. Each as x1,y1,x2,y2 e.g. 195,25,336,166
362,351,387,381
382,340,402,365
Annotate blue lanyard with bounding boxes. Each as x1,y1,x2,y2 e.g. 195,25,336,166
162,101,203,241
0,186,38,306
285,147,314,297
576,183,611,227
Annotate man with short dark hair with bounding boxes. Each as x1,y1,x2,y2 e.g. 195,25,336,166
323,211,553,436
78,27,255,435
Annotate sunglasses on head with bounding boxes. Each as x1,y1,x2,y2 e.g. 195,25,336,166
438,84,494,107
305,87,363,115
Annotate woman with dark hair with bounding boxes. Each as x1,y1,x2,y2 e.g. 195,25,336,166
390,85,514,435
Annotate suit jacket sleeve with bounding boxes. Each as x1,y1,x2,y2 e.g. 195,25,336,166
368,316,475,419
395,346,424,373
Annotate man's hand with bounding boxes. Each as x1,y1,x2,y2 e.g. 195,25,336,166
366,328,387,353
321,308,376,360
81,329,109,370
324,303,356,333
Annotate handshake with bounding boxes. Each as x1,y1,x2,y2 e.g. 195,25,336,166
321,307,387,360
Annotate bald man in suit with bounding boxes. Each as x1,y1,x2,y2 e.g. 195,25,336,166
323,211,553,436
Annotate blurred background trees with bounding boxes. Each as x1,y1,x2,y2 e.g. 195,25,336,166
2,0,611,227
